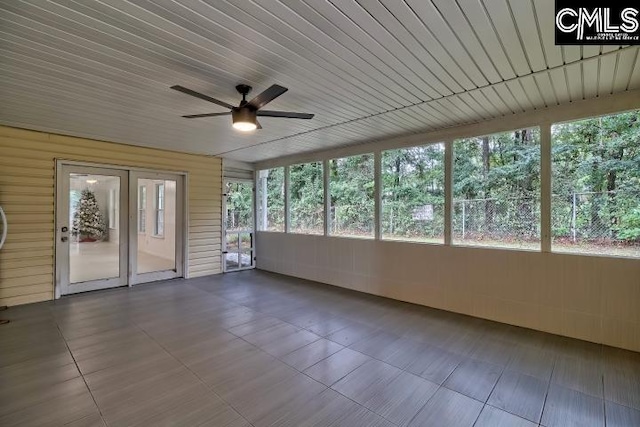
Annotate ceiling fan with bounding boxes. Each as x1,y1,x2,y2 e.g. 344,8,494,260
171,84,314,131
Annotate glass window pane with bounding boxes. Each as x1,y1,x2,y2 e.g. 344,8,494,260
137,179,176,274
329,154,375,238
156,184,165,209
257,168,285,232
138,186,146,233
290,162,324,235
382,144,445,243
453,128,541,250
552,110,640,258
69,174,120,283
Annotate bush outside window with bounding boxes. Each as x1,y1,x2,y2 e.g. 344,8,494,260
290,162,324,235
552,110,640,258
257,167,285,232
382,144,445,243
453,128,541,250
329,154,375,238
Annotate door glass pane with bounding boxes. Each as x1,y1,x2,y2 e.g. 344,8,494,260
238,234,253,269
225,233,240,271
239,233,253,268
225,181,254,271
69,174,120,283
240,250,253,268
225,182,253,231
137,179,176,274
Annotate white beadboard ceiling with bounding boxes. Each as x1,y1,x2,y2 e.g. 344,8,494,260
1,1,639,163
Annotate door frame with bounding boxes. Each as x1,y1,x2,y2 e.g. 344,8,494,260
223,179,256,272
55,160,189,298
129,170,185,285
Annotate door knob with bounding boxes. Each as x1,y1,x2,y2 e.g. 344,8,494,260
61,236,68,242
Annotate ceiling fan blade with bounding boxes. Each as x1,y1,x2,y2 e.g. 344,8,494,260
171,85,235,109
257,110,314,119
182,112,232,119
256,120,263,130
247,85,288,109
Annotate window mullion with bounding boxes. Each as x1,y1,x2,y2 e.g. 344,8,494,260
540,123,552,253
374,151,381,240
444,140,453,246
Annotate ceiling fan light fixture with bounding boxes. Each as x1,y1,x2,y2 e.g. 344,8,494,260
172,83,313,130
232,107,257,132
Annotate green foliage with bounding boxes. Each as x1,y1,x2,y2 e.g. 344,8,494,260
290,162,323,233
552,111,640,241
254,110,640,250
453,128,541,241
72,189,106,240
382,144,445,239
330,154,375,235
618,208,640,241
226,182,253,231
259,168,285,231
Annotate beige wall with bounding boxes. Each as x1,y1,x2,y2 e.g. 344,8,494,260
257,232,640,352
0,126,222,306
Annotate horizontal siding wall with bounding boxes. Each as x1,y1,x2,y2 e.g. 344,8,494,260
257,232,640,353
0,125,222,306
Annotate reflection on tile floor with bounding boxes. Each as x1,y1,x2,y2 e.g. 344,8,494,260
69,241,174,283
1,270,639,426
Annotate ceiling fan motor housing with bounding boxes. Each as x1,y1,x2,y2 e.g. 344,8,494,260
232,106,257,124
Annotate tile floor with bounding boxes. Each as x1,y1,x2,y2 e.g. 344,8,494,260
69,242,175,283
1,270,639,426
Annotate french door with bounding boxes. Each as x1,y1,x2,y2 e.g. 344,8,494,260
223,181,255,272
129,171,184,285
56,164,184,296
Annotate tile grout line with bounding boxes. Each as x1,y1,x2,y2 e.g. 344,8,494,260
602,366,607,427
538,349,559,426
187,278,502,426
205,298,404,426
51,273,634,426
131,322,257,427
52,320,108,426
183,279,369,379
297,367,402,427
240,272,629,425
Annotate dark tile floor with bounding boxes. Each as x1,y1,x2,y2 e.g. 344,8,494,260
1,270,639,426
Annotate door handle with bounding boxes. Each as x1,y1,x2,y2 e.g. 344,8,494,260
61,236,68,242
0,206,6,250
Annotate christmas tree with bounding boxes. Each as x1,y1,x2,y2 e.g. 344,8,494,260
72,189,106,241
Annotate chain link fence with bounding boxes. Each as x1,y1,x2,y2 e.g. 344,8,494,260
552,190,640,243
450,191,639,255
453,196,540,245
260,190,640,255
331,204,375,237
382,201,445,241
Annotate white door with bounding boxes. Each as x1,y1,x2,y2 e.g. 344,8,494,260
129,171,184,284
223,181,255,272
56,165,128,295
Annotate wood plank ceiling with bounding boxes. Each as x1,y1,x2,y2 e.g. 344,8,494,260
1,1,639,163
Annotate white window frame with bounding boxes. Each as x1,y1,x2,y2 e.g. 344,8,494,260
154,183,164,237
138,185,146,233
108,188,118,229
